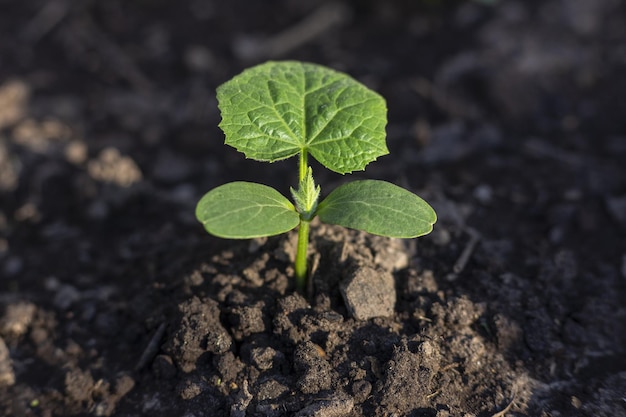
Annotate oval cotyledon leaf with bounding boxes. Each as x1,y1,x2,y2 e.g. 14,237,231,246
195,182,300,239
216,61,388,174
316,180,437,238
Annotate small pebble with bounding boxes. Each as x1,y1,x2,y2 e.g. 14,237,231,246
473,184,493,204
295,393,354,417
54,284,81,310
184,45,215,73
65,141,87,165
341,267,396,320
44,276,61,291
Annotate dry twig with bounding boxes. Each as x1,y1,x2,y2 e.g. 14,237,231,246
233,3,350,61
491,393,516,417
134,322,167,371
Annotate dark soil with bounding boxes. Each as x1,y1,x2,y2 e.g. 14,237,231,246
1,0,625,416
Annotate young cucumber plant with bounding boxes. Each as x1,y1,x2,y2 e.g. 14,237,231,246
196,61,436,293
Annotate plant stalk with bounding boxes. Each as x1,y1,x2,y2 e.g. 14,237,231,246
294,218,310,293
294,149,311,293
299,150,308,182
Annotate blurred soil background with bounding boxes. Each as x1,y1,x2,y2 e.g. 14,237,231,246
0,0,625,416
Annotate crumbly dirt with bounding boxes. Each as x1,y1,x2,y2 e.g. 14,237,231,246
1,0,626,416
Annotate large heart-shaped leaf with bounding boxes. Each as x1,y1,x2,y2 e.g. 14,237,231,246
196,182,299,239
316,180,437,238
216,61,388,174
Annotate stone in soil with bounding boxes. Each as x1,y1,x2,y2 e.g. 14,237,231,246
340,266,396,320
295,392,354,417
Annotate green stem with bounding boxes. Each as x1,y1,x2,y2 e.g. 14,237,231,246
294,219,310,293
294,149,311,293
299,150,308,182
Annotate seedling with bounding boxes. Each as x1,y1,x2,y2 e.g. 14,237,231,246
196,61,436,293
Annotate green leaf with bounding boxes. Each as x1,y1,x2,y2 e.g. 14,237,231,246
217,61,388,174
316,180,437,238
195,182,299,239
